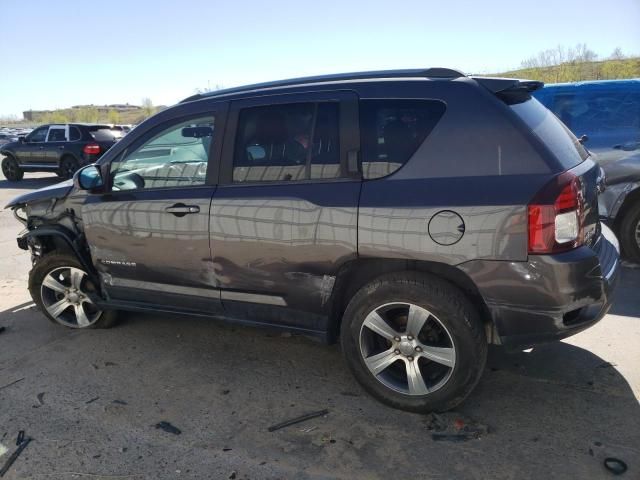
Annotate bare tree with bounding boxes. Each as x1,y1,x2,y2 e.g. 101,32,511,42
141,98,155,118
195,82,224,94
609,47,625,60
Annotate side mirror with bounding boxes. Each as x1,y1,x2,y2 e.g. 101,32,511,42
578,134,589,145
75,164,104,190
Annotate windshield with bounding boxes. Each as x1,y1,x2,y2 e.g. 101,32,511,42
511,98,589,169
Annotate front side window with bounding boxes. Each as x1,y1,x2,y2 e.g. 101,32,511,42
360,100,446,179
110,115,214,191
233,101,341,183
28,126,48,143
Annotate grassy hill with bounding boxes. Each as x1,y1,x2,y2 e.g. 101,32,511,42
1,105,164,128
495,57,640,84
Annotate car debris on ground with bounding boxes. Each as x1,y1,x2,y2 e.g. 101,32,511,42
0,433,31,477
425,412,489,442
268,409,329,432
155,421,181,435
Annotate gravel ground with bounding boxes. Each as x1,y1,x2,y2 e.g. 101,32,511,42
1,171,639,479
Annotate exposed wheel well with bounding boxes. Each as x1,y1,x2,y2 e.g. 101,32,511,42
327,258,492,343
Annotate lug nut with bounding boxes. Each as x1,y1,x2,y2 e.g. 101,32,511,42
415,346,422,352
394,336,401,342
394,349,400,355
407,356,414,361
407,335,414,341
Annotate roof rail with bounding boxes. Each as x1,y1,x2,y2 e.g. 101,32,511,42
180,67,465,103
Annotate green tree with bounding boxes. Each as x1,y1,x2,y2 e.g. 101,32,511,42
76,107,99,123
108,109,121,124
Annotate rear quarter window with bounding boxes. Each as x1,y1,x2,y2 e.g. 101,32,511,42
360,99,446,179
510,98,588,169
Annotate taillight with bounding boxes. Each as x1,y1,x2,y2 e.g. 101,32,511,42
83,143,101,155
528,172,585,254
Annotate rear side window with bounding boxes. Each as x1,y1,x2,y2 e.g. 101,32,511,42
360,99,446,179
47,128,67,142
233,102,341,183
511,98,588,168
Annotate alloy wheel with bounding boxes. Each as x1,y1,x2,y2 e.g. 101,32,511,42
61,160,77,179
40,266,102,328
359,302,456,395
2,159,17,179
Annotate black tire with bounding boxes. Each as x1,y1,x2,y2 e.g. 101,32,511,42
340,272,487,412
619,201,640,263
1,155,24,181
29,252,118,329
58,156,79,179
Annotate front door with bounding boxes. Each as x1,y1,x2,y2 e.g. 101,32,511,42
18,125,48,165
211,91,361,331
81,108,226,313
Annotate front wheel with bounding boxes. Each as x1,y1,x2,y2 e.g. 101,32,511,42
619,201,640,263
340,272,487,412
29,253,118,329
1,155,24,181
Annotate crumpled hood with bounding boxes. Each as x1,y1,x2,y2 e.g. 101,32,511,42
4,179,74,209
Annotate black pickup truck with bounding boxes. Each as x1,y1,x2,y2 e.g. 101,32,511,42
1,124,122,181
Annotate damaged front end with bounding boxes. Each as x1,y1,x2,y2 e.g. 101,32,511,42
6,180,90,269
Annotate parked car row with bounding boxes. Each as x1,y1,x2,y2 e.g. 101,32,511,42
534,79,640,262
6,68,620,412
0,126,32,146
0,123,126,180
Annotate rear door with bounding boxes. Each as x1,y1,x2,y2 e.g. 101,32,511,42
43,125,68,165
211,91,361,331
81,104,227,313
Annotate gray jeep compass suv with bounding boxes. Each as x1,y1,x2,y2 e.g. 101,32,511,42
6,68,620,412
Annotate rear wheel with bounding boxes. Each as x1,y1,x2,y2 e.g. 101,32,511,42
619,201,640,263
1,155,24,181
29,253,118,329
58,156,79,179
340,272,487,412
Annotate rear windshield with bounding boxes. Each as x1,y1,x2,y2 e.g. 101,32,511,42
89,127,124,142
510,98,589,169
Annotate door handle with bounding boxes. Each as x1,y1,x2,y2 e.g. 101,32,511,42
165,203,200,217
58,146,65,150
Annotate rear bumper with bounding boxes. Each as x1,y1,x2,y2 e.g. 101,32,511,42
82,153,102,165
459,224,620,347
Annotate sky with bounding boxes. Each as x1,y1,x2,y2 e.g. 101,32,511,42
0,0,638,118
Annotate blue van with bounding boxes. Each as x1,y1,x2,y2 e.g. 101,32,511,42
535,79,640,262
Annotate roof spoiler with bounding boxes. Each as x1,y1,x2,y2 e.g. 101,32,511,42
473,77,544,104
473,77,544,94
